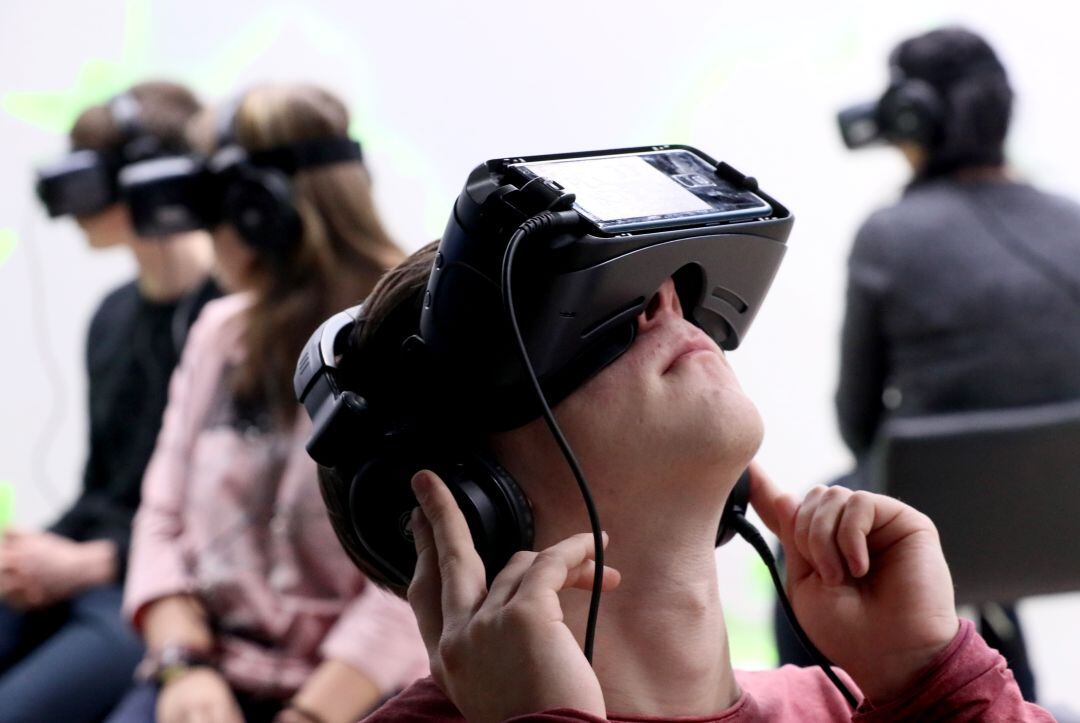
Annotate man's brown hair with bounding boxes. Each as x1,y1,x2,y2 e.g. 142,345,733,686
69,80,201,154
317,240,439,596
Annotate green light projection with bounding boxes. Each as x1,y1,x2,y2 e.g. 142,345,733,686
1,0,151,134
0,482,14,533
1,0,451,239
0,229,17,269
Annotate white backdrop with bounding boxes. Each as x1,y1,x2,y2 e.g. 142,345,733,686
1,0,1078,713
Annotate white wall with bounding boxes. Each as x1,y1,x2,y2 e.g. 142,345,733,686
1,0,1077,713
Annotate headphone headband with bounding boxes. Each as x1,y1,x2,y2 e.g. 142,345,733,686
247,137,363,175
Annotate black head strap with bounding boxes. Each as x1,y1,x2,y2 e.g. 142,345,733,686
248,137,363,175
108,92,163,164
109,93,142,137
216,94,245,149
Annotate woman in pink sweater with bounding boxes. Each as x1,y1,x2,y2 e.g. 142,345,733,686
109,85,426,723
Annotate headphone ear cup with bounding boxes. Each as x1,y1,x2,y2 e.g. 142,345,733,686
716,468,751,547
879,78,944,147
345,449,535,594
223,166,301,252
467,453,535,572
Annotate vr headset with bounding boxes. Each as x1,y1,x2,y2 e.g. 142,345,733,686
293,145,863,703
294,145,791,593
35,93,166,218
837,51,1011,151
837,63,945,150
118,136,363,250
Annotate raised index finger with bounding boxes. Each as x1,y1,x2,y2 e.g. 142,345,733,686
411,471,488,628
746,463,796,540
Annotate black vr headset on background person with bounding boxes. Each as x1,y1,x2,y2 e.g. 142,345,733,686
116,100,363,250
836,48,1007,152
295,145,858,704
35,93,168,218
837,62,945,150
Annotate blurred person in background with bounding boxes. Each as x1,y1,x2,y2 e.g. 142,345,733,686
0,81,219,723
106,84,426,723
780,26,1080,701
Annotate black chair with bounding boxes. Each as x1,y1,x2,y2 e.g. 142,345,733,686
871,397,1080,606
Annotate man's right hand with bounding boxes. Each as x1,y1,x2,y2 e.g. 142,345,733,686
157,667,244,723
407,470,621,723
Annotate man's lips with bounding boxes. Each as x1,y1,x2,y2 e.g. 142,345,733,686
662,334,720,375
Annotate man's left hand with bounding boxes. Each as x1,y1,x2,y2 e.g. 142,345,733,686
748,464,960,704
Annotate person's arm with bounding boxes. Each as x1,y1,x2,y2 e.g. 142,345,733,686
852,620,1053,722
303,575,429,720
48,305,123,576
123,301,245,723
0,531,116,608
49,493,134,584
123,306,222,631
836,276,889,455
277,660,381,723
747,465,1053,720
836,218,893,457
140,593,214,653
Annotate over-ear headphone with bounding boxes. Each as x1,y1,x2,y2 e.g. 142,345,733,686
295,304,534,594
294,302,751,596
214,136,363,253
837,66,945,151
875,68,946,148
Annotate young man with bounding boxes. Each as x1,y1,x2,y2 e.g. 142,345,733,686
0,81,219,721
824,27,1080,699
322,244,1051,721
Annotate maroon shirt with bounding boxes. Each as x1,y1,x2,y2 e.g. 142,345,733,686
365,621,1053,722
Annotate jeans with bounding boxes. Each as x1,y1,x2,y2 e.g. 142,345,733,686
0,584,144,723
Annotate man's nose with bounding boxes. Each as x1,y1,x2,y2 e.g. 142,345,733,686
638,277,684,333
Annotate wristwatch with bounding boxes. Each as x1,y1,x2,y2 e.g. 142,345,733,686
135,644,219,686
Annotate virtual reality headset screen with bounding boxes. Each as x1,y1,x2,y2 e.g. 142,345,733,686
511,149,772,232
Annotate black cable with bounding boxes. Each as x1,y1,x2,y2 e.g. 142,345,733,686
500,210,607,663
728,514,860,708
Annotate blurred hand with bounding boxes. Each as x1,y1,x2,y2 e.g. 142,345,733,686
748,463,960,703
157,667,244,723
407,470,621,723
0,530,115,609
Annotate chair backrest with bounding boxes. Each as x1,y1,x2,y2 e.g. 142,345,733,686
873,397,1080,605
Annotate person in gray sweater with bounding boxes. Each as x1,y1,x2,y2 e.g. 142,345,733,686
777,27,1080,701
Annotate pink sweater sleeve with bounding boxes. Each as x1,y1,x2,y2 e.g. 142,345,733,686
122,297,238,628
320,581,430,694
854,619,1054,722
